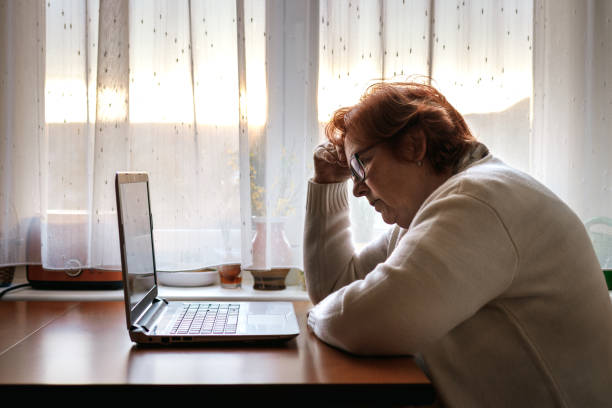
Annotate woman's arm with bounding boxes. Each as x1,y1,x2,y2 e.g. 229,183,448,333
303,180,391,304
307,191,518,355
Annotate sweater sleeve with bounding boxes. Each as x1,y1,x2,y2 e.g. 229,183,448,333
306,190,519,356
303,179,391,304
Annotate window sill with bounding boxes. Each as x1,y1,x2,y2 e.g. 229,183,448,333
3,267,610,303
1,266,309,302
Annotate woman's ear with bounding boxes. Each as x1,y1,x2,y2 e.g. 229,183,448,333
413,130,427,162
401,129,427,162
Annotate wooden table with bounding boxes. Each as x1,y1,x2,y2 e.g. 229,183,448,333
0,300,434,405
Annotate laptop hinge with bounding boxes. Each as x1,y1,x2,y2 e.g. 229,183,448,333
132,297,168,332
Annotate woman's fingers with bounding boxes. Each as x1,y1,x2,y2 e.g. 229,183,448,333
321,149,339,163
335,145,348,166
312,142,352,184
315,142,347,166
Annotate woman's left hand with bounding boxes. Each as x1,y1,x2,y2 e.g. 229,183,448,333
312,142,351,184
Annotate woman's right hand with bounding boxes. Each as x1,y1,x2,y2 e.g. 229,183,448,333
312,142,352,184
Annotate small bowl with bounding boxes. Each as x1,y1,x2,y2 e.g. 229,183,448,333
245,267,290,290
157,267,217,287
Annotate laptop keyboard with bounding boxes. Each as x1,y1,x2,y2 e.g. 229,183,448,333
170,303,240,335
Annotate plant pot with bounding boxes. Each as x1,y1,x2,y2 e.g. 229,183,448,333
246,267,290,290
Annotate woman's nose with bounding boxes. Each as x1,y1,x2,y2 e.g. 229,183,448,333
352,180,368,197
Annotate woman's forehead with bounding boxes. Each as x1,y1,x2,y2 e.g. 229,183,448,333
344,131,383,156
343,135,362,157
345,127,372,147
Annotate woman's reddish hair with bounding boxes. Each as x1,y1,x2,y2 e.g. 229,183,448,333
325,81,476,174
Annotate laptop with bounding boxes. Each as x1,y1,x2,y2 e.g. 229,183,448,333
115,172,300,345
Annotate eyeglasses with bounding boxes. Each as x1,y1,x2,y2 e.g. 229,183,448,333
349,143,379,184
349,153,366,184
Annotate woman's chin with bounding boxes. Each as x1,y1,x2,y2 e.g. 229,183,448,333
380,210,396,225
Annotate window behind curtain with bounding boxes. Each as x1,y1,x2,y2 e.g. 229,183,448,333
3,0,610,275
39,0,318,274
42,0,267,271
319,0,533,247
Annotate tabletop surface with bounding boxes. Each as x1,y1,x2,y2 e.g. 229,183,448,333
0,300,435,404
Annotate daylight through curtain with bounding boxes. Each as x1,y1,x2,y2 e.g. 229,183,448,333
1,0,318,278
1,0,611,274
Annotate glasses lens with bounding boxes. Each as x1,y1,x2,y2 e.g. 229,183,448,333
350,155,365,183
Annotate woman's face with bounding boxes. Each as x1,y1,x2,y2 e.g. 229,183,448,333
343,134,441,228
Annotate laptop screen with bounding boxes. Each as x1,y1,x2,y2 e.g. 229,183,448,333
117,177,156,312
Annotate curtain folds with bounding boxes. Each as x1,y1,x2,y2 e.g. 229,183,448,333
0,0,610,272
0,0,45,267
319,0,535,246
1,0,319,275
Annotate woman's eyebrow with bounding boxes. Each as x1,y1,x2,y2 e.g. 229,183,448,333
358,146,376,159
358,151,372,160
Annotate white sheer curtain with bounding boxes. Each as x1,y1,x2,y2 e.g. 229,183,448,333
1,0,611,274
319,0,534,246
319,0,611,262
0,0,318,278
42,0,248,272
533,0,612,269
0,0,45,267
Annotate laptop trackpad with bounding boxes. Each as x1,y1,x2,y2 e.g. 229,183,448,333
247,314,284,327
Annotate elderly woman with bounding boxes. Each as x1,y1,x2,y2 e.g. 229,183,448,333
304,81,612,407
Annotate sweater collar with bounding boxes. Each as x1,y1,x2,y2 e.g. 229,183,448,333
452,142,490,174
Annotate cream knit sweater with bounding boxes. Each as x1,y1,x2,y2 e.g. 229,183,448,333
304,147,612,407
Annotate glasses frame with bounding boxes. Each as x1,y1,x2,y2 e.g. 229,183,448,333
349,143,380,184
349,153,366,184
